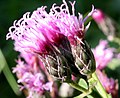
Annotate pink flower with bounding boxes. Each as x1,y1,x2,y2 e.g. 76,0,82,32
96,69,118,98
6,0,96,53
92,40,115,70
18,72,53,97
13,54,53,98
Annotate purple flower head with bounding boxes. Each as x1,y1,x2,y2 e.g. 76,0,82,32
92,40,115,70
6,0,96,79
96,70,118,98
6,0,96,53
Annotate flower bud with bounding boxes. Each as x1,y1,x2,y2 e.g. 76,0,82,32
92,9,120,41
71,39,96,76
41,47,71,81
56,36,80,76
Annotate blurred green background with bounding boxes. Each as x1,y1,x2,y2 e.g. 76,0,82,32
0,0,120,98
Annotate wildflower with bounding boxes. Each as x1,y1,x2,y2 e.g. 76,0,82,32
96,69,118,98
92,40,115,70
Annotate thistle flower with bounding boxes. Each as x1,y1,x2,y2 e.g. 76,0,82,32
6,0,96,79
92,40,115,70
96,69,118,98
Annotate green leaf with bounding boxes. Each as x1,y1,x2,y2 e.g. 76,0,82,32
78,78,88,90
87,95,94,98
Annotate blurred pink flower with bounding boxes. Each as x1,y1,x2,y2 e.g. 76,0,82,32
96,69,118,98
92,9,120,41
92,40,115,70
13,54,53,98
92,9,105,23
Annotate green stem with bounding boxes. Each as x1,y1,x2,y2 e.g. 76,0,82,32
92,72,109,98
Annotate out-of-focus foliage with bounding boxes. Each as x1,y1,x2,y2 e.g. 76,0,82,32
0,0,120,98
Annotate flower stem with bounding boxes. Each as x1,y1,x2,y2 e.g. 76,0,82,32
92,72,109,98
0,49,20,95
